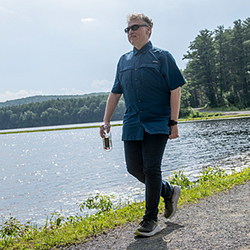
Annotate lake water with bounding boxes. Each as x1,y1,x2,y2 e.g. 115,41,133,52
0,117,250,226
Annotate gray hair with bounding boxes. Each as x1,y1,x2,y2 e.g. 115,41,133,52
127,13,153,37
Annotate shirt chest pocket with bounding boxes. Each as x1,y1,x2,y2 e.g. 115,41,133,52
119,66,133,89
139,63,163,86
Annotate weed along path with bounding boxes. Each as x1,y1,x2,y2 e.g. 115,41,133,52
58,181,250,250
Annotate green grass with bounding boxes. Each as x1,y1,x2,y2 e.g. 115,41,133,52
1,166,250,250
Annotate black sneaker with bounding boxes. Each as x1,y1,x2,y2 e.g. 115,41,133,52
164,185,181,219
135,218,161,237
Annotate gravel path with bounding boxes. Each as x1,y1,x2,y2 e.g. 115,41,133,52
193,109,250,116
58,180,250,250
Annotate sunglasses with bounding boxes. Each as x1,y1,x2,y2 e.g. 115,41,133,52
124,24,148,33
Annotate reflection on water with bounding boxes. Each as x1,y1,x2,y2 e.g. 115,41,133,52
0,117,249,225
163,117,250,178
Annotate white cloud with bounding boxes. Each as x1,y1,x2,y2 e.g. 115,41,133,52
81,18,95,23
0,90,43,103
91,79,113,92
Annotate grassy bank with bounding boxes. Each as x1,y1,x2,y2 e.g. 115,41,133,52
1,165,250,250
0,112,250,135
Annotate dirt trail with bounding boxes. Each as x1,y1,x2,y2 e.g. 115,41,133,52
193,108,250,116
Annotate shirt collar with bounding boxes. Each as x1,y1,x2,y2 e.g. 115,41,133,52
133,41,152,55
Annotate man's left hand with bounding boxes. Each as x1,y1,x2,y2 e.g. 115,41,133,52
169,125,179,140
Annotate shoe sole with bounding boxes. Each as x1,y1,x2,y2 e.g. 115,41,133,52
134,224,161,237
167,185,181,219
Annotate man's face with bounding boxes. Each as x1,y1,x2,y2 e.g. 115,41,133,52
127,19,151,50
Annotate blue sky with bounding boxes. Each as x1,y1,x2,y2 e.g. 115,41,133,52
0,0,249,102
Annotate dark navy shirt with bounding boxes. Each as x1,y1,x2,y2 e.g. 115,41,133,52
111,41,186,141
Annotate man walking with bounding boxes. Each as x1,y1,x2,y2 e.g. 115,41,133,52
100,13,185,237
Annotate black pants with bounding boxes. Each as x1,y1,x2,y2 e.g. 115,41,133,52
124,131,173,221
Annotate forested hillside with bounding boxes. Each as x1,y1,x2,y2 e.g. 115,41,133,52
0,95,125,130
183,17,250,108
0,93,108,108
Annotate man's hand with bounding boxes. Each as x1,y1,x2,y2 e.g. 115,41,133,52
99,92,121,138
100,123,110,138
169,125,179,140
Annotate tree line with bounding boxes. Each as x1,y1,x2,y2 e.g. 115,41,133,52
0,93,191,130
0,95,125,130
0,93,107,108
183,17,250,108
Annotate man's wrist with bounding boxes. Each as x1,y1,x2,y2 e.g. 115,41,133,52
103,119,110,124
168,120,178,126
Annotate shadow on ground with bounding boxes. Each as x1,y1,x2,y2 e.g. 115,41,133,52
126,222,184,250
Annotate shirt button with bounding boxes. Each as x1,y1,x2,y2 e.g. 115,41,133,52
135,78,138,81
138,100,141,102
140,111,142,113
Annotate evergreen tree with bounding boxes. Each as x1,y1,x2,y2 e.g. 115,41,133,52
183,17,250,109
184,29,217,107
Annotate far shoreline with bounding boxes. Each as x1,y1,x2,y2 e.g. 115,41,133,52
0,112,249,135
